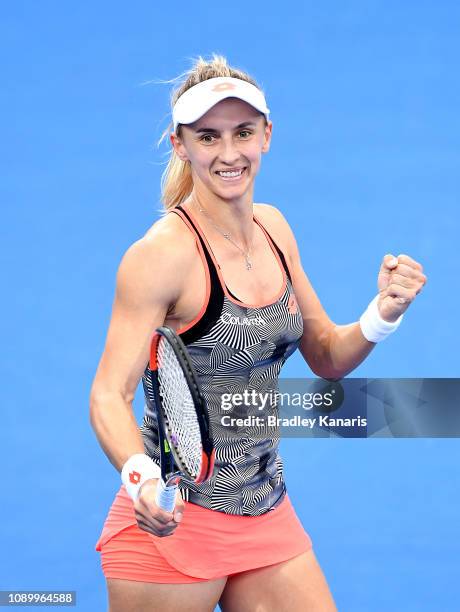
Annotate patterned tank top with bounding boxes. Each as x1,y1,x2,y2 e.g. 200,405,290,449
140,204,303,516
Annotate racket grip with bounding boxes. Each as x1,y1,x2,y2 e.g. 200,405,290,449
155,478,178,512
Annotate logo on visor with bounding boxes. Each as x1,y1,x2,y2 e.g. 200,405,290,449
212,82,237,93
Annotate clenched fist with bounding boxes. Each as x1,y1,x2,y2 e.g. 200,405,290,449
377,253,427,323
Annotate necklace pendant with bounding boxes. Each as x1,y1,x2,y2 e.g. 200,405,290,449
195,200,254,271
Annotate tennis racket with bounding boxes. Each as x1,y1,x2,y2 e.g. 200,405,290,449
147,326,215,512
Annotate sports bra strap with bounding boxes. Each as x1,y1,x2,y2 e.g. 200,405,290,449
253,215,292,283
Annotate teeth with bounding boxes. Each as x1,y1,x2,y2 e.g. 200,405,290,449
217,169,244,177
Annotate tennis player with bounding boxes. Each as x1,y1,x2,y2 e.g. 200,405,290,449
90,54,426,611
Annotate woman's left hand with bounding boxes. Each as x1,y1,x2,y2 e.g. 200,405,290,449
376,253,427,323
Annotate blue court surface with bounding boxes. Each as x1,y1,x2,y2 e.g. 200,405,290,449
2,2,459,610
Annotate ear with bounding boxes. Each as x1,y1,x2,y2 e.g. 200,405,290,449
170,131,189,162
261,120,273,154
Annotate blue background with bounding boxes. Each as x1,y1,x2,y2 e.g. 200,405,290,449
2,1,459,610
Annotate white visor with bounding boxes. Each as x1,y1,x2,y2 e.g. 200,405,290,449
172,77,270,131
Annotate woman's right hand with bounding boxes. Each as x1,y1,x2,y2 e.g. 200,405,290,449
133,478,185,537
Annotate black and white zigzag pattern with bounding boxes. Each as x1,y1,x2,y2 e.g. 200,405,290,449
141,279,303,516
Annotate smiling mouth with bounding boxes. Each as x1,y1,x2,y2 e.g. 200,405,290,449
215,167,247,181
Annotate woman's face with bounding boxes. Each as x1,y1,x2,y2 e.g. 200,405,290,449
170,97,272,200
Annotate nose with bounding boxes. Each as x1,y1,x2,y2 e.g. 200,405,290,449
218,135,242,166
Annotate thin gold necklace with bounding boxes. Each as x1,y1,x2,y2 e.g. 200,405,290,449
194,200,254,271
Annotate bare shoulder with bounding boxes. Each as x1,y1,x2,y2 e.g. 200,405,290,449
142,209,197,254
116,209,197,308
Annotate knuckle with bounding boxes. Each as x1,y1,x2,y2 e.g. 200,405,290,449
399,275,409,286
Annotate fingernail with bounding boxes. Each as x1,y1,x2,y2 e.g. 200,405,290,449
174,512,183,522
390,258,398,266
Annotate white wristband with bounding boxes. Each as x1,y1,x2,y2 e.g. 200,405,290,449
121,453,161,502
359,294,404,343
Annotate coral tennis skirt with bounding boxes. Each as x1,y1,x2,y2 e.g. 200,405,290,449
95,485,313,583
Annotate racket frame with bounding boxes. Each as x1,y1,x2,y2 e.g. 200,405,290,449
148,326,215,491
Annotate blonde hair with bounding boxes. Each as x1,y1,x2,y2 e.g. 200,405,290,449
157,54,265,211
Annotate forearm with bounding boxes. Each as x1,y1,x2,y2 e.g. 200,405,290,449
319,322,376,380
89,392,145,472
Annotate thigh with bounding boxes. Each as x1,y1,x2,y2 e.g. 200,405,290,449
219,548,337,612
100,523,228,611
107,577,227,612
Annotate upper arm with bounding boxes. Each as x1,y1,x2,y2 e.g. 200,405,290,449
256,203,335,376
90,218,191,405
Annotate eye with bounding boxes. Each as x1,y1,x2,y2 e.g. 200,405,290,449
238,130,252,138
200,134,216,143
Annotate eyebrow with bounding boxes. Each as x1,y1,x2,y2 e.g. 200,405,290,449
193,121,257,134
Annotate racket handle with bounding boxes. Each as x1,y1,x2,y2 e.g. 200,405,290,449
155,478,178,512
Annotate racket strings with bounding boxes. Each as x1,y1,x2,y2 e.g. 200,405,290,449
157,337,203,479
